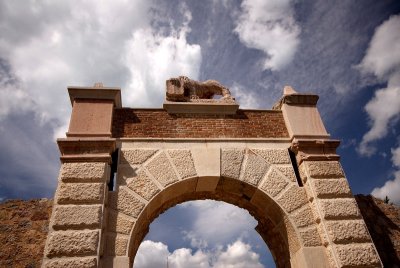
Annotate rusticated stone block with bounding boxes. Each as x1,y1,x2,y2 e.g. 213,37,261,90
300,226,322,246
275,165,297,182
126,169,160,201
53,205,102,229
320,198,361,220
306,161,344,178
120,149,157,165
145,152,178,187
57,183,104,204
277,185,308,213
221,148,244,179
335,244,381,267
326,220,370,244
61,162,108,182
106,233,129,256
44,257,97,268
242,153,269,186
46,230,99,257
290,205,315,228
252,148,290,164
312,178,351,198
168,149,197,179
109,188,145,218
260,168,288,197
107,210,135,235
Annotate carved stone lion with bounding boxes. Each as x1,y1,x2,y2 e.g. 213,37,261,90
166,76,234,102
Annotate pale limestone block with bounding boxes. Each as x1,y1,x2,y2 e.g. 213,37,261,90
326,220,370,244
335,244,381,267
242,152,269,186
191,148,220,178
127,169,160,201
109,188,145,218
53,205,102,229
312,178,351,198
145,152,178,187
106,233,129,256
120,149,157,165
290,247,330,268
107,210,135,235
44,257,97,268
46,230,99,257
290,205,315,228
282,216,301,254
260,168,288,197
277,185,308,213
252,148,291,164
57,183,104,204
320,198,361,220
275,165,297,182
300,226,322,246
221,148,244,179
168,149,197,179
61,162,108,182
306,161,344,178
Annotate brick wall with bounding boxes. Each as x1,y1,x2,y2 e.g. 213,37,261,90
112,109,289,138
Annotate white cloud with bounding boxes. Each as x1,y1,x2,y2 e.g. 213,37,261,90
230,83,260,109
234,0,300,71
371,170,400,205
135,240,264,268
391,146,400,168
357,15,400,156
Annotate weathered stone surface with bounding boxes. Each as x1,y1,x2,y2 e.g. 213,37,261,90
260,168,288,197
275,165,297,182
44,257,97,268
145,152,178,187
312,178,351,198
107,210,135,235
306,161,344,178
241,152,269,186
282,216,301,254
252,148,290,164
320,198,361,220
61,162,107,182
57,183,104,204
106,234,128,256
277,185,308,213
53,205,102,229
290,205,315,228
300,226,322,246
326,220,370,244
120,149,157,165
126,169,160,201
221,148,244,179
335,244,381,267
168,149,197,179
109,188,145,218
46,230,99,257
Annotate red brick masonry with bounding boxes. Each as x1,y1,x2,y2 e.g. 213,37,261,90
112,109,289,138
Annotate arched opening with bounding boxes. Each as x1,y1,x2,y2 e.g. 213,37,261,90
134,199,276,267
127,176,299,268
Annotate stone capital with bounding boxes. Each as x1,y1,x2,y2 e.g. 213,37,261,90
290,138,340,164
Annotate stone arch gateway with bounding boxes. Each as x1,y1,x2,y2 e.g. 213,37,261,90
42,82,382,267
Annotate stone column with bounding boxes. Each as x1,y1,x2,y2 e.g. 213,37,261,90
42,85,121,268
275,87,382,267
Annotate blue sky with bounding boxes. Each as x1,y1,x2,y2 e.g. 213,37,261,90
0,0,399,267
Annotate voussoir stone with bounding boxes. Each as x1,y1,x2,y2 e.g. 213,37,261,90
306,161,344,178
127,169,160,201
299,226,322,247
326,220,370,243
145,152,178,187
320,198,361,220
312,178,351,198
106,234,129,256
221,148,244,179
61,162,107,182
168,149,197,179
290,204,315,228
107,210,135,235
57,183,104,204
46,230,99,257
275,165,297,182
109,188,145,218
335,244,381,267
53,205,102,229
277,185,308,213
252,148,291,164
260,168,288,197
242,152,269,186
120,149,157,165
44,257,97,268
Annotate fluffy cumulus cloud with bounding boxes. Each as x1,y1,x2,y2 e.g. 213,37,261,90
234,0,300,71
135,240,264,268
230,83,260,109
357,15,400,156
0,1,201,137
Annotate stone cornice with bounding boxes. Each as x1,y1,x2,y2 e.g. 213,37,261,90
290,139,340,164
